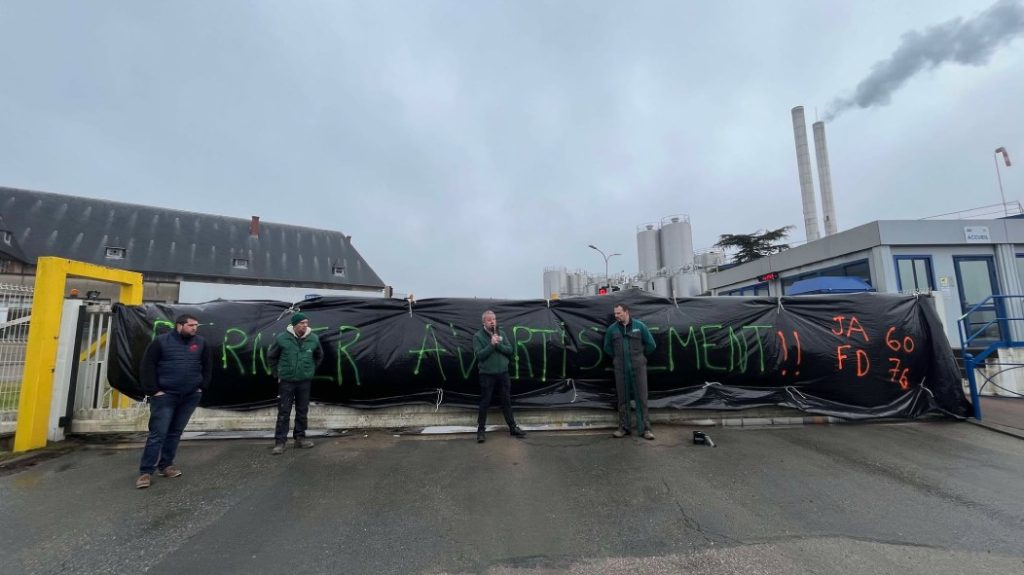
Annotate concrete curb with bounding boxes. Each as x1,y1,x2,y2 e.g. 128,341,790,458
967,419,1024,440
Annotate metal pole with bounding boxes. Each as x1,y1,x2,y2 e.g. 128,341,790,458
995,147,1011,217
588,245,620,290
996,153,1008,217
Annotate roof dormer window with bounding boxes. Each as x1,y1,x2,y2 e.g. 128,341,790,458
104,246,126,260
232,258,249,269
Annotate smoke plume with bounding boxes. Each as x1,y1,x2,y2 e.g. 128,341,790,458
826,0,1024,121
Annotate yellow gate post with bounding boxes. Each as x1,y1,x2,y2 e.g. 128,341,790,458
14,257,143,453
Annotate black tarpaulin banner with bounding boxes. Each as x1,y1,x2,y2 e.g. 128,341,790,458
108,291,970,419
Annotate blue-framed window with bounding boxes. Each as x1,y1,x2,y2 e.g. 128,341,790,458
781,258,871,294
894,255,935,292
1016,254,1024,293
722,282,769,296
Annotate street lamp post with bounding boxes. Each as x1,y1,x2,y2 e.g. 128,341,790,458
588,244,620,291
995,147,1012,217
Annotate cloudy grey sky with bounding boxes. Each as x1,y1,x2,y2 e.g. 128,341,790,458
2,1,1022,299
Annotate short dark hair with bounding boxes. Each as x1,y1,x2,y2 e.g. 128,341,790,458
614,303,630,313
175,314,198,325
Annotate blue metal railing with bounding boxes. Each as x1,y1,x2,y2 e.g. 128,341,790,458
957,295,1024,420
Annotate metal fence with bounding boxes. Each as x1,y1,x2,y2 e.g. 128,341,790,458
74,304,142,412
0,283,33,430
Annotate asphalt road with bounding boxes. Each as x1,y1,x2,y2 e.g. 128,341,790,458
2,422,1022,575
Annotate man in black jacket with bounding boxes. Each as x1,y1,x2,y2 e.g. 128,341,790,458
135,314,212,489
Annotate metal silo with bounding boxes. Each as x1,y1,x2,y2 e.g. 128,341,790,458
671,273,702,298
576,271,589,295
543,267,566,298
636,223,662,277
659,215,694,273
653,276,672,297
566,272,578,297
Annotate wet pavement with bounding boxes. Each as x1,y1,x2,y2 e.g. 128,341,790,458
1,422,1023,575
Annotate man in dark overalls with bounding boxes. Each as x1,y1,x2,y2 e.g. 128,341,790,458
603,303,657,440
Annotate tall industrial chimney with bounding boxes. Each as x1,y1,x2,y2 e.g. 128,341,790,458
791,106,821,242
812,121,838,236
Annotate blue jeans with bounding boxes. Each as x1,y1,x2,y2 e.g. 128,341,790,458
138,389,202,475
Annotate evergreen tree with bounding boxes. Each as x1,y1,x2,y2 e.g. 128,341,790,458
714,225,795,264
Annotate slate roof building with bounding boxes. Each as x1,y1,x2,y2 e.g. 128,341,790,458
0,186,387,302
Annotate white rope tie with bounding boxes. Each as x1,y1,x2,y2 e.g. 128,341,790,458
434,388,444,411
277,305,300,322
785,385,808,400
567,378,578,403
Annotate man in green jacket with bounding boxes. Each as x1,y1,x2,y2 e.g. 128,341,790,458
603,303,657,440
268,312,324,454
473,310,527,443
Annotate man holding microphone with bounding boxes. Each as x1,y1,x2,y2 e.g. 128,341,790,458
473,310,527,443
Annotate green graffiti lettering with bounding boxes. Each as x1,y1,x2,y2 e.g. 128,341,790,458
700,325,726,371
727,327,747,372
560,323,568,379
150,319,174,340
252,332,272,376
512,326,534,379
742,325,771,373
336,325,362,386
578,326,604,370
667,326,701,371
450,323,477,380
532,327,559,382
409,324,448,380
222,328,248,374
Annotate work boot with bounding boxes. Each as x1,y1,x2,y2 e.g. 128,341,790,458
642,430,655,440
294,439,315,449
272,443,285,455
612,428,629,438
477,430,486,443
135,474,152,489
158,465,182,478
510,426,527,438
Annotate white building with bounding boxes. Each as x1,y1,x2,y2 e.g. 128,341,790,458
707,218,1024,350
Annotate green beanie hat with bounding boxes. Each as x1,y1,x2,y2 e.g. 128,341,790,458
290,312,309,326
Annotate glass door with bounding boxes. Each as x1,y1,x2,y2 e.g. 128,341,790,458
953,256,1003,343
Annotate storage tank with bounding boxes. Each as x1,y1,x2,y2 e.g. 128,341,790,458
659,215,694,273
636,223,662,277
543,268,566,298
565,272,578,297
671,273,702,298
652,276,672,298
695,251,725,269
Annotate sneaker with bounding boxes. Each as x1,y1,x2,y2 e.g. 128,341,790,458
612,429,629,438
272,443,285,455
642,430,655,440
135,474,151,489
294,439,315,449
158,466,182,478
476,431,486,443
510,427,527,438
